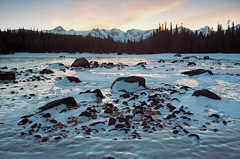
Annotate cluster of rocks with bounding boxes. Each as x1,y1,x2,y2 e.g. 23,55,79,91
17,75,225,143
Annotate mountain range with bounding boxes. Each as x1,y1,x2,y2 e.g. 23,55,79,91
43,24,240,42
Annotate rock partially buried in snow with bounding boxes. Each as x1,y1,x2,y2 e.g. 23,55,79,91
192,89,221,100
80,89,104,100
66,76,81,83
111,76,146,92
71,58,90,68
38,97,78,112
0,71,16,80
181,69,213,76
40,69,54,74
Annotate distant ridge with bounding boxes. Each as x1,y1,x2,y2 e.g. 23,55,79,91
43,24,239,42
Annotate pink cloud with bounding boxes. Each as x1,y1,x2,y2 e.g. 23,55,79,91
65,0,187,30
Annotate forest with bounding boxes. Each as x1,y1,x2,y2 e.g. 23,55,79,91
0,23,240,54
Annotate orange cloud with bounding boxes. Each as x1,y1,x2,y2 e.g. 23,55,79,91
65,0,187,30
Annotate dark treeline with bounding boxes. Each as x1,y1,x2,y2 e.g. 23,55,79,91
0,23,240,54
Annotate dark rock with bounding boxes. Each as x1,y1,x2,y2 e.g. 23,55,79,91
188,134,200,140
174,53,181,57
79,111,92,117
34,134,42,138
38,97,78,112
42,113,51,118
102,157,115,159
71,58,90,68
49,119,58,124
81,89,104,99
108,118,116,126
209,114,220,118
234,62,240,65
187,62,196,66
120,93,130,98
0,71,16,80
181,69,213,76
172,60,184,63
90,121,105,126
192,89,221,100
111,76,146,90
41,137,49,142
158,59,165,63
1,66,8,69
66,76,81,83
18,118,29,125
136,62,147,66
40,69,54,74
166,103,176,112
203,56,210,60
183,56,198,59
90,61,99,68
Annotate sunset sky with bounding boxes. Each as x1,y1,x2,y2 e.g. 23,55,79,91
1,0,240,31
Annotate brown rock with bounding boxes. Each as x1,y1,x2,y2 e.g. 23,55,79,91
38,97,78,112
0,71,16,80
192,89,221,100
71,58,90,68
111,76,146,89
66,76,81,83
181,69,213,76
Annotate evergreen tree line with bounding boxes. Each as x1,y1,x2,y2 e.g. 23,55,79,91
0,23,240,54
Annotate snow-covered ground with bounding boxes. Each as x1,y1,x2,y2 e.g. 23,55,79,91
0,53,240,159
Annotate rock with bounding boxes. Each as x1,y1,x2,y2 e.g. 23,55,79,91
183,56,198,59
40,69,54,74
42,113,51,118
90,61,99,68
1,66,8,69
18,118,30,125
203,56,210,60
187,62,196,66
0,71,16,80
192,89,221,100
174,53,181,57
71,58,90,68
38,97,78,112
136,62,147,66
181,69,213,76
111,76,146,92
66,76,81,83
108,118,116,126
158,59,165,63
101,62,115,69
81,89,104,99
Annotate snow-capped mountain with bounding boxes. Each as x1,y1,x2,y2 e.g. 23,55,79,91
43,25,239,42
194,26,212,36
44,26,154,42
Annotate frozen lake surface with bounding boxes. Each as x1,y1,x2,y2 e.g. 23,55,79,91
0,53,240,159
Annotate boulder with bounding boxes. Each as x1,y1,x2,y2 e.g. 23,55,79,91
66,76,81,83
71,58,90,68
111,76,146,92
181,69,213,76
0,71,16,80
90,61,99,68
192,89,221,100
81,89,104,99
40,69,54,74
187,62,196,66
203,56,210,60
183,56,198,60
38,97,78,112
174,53,181,57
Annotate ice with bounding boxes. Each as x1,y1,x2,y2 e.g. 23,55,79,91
0,53,240,159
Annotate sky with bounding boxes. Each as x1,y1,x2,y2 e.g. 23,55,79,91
0,0,240,31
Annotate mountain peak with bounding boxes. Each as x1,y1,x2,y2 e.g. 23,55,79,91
53,26,65,32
